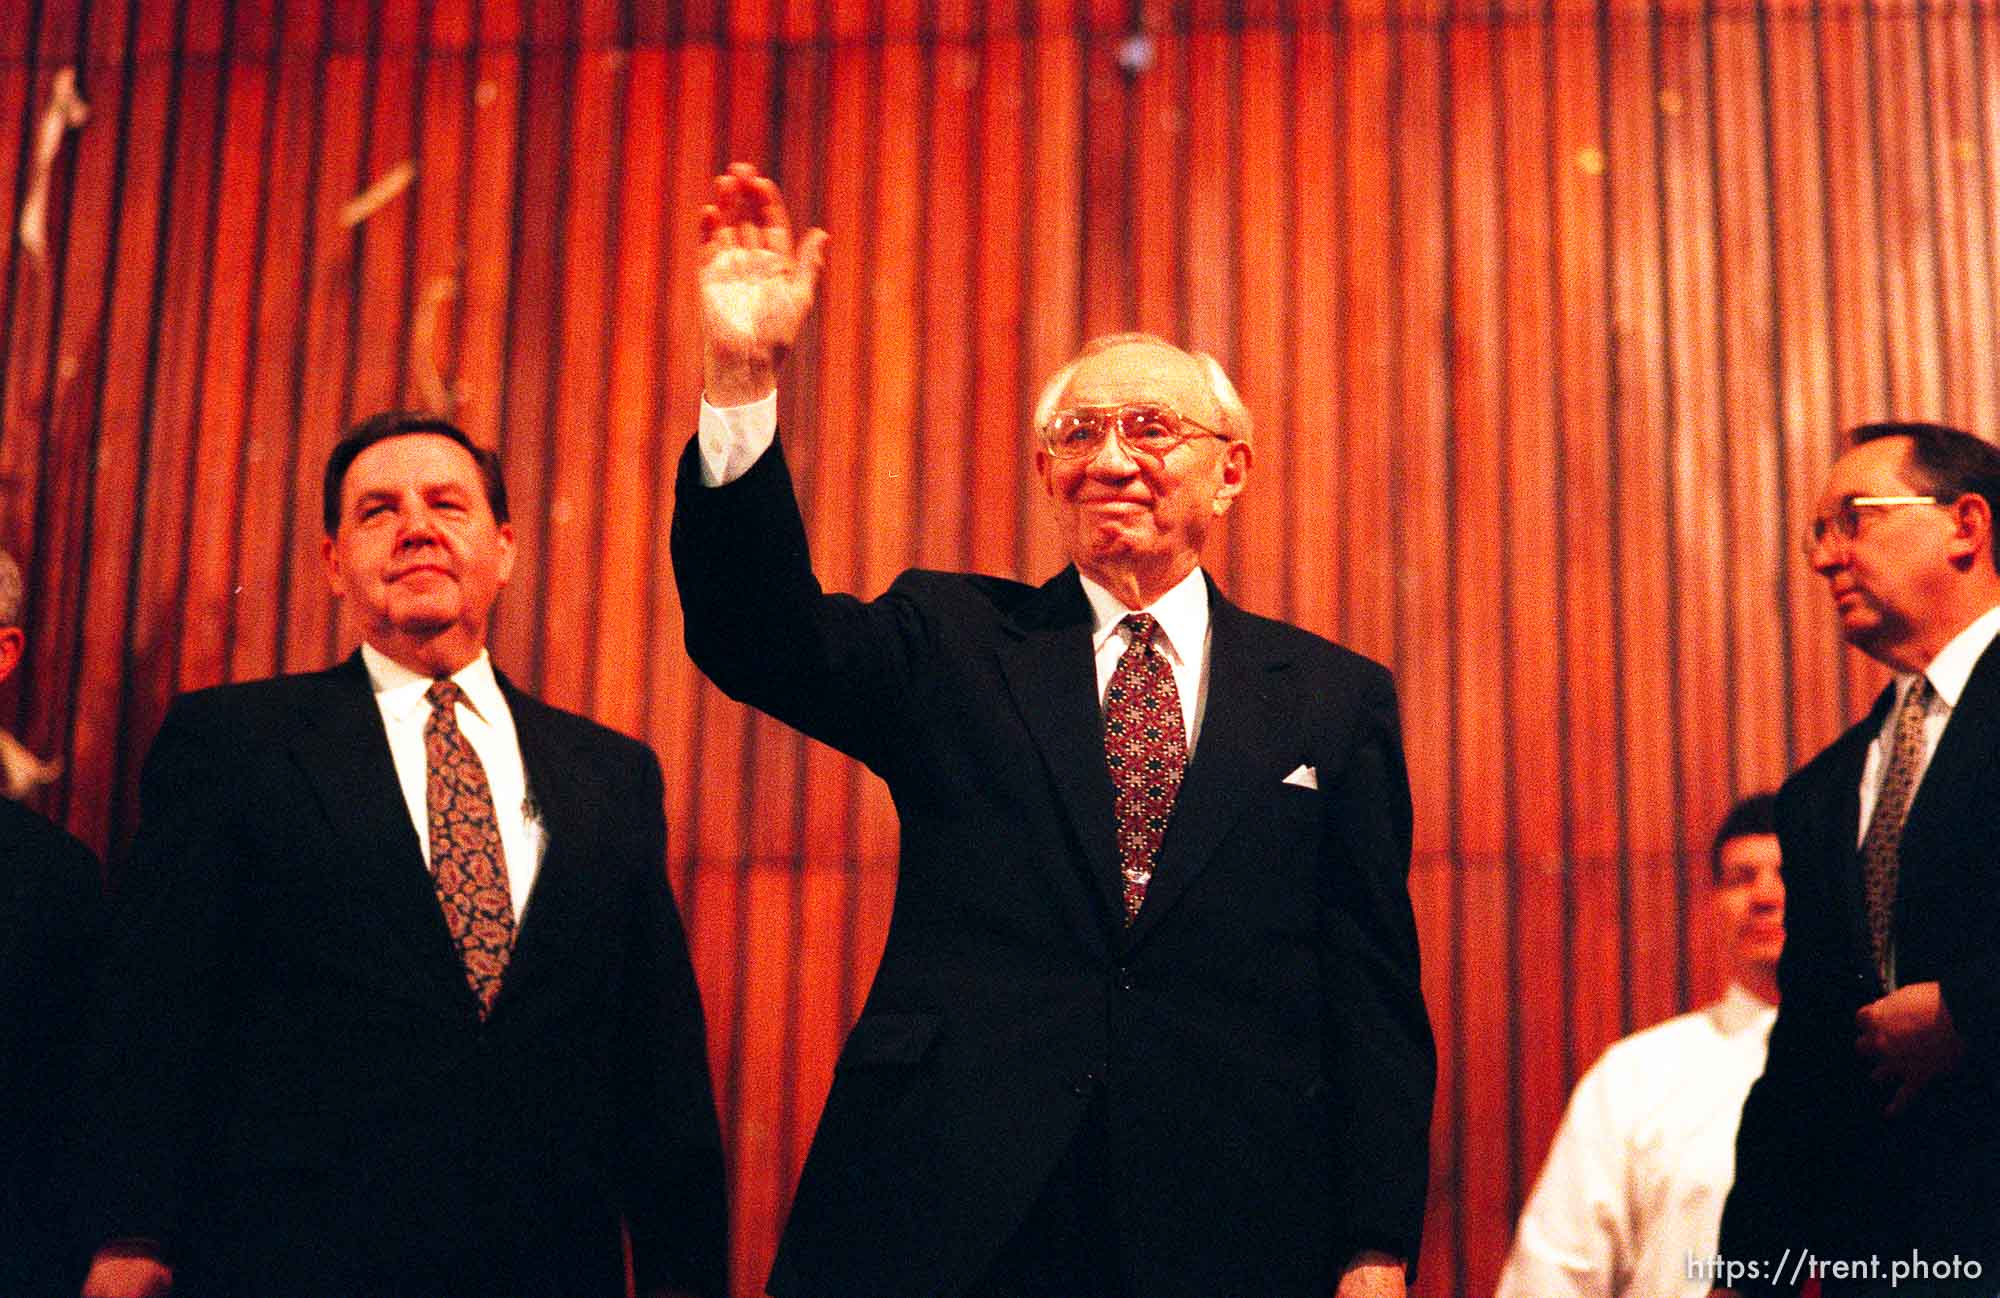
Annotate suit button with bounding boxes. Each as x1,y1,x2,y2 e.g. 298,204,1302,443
1117,971,1135,992
1072,1070,1102,1096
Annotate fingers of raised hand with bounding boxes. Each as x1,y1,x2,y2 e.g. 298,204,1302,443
703,206,778,257
715,164,812,248
700,210,744,254
748,175,795,251
710,167,760,235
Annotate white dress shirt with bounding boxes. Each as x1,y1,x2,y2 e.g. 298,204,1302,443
1494,984,1778,1298
361,643,544,920
698,390,1215,753
1079,566,1211,754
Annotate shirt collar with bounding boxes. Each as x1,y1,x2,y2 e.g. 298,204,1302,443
360,642,505,726
1901,601,2000,711
1080,566,1210,663
1712,981,1779,1036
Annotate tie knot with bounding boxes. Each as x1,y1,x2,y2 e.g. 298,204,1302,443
1121,613,1161,649
426,679,465,713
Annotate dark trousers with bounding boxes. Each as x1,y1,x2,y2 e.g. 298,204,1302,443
966,1096,1126,1298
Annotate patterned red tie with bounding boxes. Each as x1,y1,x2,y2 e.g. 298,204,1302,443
1860,676,1931,987
424,679,516,1016
1103,613,1189,925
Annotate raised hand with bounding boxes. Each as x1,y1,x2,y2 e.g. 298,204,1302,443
698,162,829,406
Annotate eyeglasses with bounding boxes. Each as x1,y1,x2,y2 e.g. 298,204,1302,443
1800,495,1941,557
1038,404,1231,461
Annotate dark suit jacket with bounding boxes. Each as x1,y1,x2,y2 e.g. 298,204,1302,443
1,796,101,1298
1720,641,2000,1296
672,436,1435,1298
73,655,727,1298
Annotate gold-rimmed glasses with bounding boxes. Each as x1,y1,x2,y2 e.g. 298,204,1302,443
1038,404,1230,461
1800,495,1941,557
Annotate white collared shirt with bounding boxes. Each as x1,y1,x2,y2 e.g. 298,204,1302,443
1494,983,1778,1298
1078,566,1212,754
361,643,544,920
1857,601,2000,844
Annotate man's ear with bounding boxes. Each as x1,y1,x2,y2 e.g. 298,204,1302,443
321,535,347,598
1948,492,1994,570
1211,440,1253,515
495,521,517,588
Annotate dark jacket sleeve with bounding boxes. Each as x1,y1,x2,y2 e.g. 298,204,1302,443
1718,780,1837,1297
4,804,103,1294
1316,664,1435,1272
615,747,729,1298
71,699,235,1253
670,433,932,772
1938,927,2000,1094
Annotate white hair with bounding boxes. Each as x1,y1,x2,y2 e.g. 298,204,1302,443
1032,333,1253,446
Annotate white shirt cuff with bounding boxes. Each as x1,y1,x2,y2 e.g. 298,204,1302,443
698,390,779,486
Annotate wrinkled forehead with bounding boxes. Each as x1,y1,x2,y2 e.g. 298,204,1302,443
341,432,487,507
1820,435,1921,504
1053,342,1215,419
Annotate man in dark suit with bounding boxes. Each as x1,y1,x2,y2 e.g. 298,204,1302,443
0,547,103,1298
75,414,726,1298
673,163,1434,1298
1715,423,2000,1297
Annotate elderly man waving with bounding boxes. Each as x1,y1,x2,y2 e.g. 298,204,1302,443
673,163,1435,1298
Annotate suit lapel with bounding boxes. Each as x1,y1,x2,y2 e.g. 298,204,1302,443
1819,683,1893,979
489,677,609,1013
288,654,471,1011
1901,636,2000,885
996,569,1126,930
1125,584,1301,948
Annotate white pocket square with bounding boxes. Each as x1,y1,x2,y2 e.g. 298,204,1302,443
1282,764,1318,790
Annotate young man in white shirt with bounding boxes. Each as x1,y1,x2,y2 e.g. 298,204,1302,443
1497,794,1783,1298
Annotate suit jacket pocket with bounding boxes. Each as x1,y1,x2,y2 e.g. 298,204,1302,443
1269,783,1322,825
838,1011,943,1069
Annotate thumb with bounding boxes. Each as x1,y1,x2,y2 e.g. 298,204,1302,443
793,227,830,289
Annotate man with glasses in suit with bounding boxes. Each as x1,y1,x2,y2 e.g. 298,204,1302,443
1715,423,2000,1297
673,163,1435,1298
